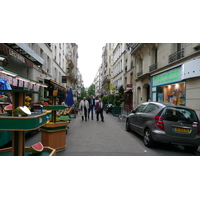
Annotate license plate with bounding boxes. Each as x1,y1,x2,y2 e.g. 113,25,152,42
175,128,190,133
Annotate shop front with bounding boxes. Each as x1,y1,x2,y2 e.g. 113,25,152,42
150,66,186,105
124,88,133,112
44,79,68,104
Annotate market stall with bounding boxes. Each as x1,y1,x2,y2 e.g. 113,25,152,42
0,89,56,156
40,93,68,151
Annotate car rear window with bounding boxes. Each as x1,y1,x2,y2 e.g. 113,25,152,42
163,107,199,122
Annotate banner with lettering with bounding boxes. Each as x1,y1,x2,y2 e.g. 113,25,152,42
152,66,182,86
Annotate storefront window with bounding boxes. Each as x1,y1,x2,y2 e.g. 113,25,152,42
157,82,185,105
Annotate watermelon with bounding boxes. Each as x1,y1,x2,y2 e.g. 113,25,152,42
4,104,12,115
13,106,31,116
29,142,44,154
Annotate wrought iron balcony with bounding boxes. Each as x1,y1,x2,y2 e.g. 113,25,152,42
149,62,157,72
66,54,74,68
137,70,143,77
169,48,184,63
102,74,111,85
66,68,76,81
126,43,140,51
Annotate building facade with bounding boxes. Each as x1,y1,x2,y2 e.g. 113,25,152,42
0,43,82,104
101,43,114,95
97,43,200,118
112,43,125,94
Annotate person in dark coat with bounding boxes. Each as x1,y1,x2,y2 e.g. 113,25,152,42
95,98,104,122
88,95,95,120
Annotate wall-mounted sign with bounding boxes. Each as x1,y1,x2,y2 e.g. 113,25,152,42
9,49,25,63
126,84,132,88
152,66,182,86
109,84,114,90
62,76,67,83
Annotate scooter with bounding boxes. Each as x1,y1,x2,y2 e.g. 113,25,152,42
106,104,113,114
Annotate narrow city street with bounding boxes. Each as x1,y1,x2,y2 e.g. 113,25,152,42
25,112,200,156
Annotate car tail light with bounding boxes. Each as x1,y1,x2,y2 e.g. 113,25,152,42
197,123,200,134
155,115,164,130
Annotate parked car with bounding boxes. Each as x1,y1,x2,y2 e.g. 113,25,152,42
126,102,200,152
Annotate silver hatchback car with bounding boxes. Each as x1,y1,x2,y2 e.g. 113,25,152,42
126,102,200,152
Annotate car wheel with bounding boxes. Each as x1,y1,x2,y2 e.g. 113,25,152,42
143,128,155,147
126,119,131,132
184,146,199,153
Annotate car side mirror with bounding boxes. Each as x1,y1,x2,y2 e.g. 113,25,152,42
131,110,135,113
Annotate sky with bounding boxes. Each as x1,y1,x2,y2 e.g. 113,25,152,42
77,42,105,88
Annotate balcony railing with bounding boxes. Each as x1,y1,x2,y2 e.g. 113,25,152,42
126,43,140,51
137,70,143,77
169,48,184,63
102,74,111,85
149,62,157,72
66,68,76,81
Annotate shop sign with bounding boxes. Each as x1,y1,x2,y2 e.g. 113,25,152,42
9,49,25,63
109,84,114,90
153,67,182,86
126,84,132,88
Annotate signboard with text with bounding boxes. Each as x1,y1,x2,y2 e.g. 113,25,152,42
152,66,182,86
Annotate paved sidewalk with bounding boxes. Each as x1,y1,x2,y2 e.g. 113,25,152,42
56,112,150,156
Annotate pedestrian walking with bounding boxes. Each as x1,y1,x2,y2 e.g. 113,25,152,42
79,97,89,121
88,95,95,120
95,98,104,122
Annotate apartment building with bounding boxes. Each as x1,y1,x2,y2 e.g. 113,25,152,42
0,43,82,103
129,43,200,117
123,45,135,111
101,43,114,95
112,43,125,93
94,65,102,96
97,43,200,117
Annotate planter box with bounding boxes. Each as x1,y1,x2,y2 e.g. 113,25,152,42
41,121,68,151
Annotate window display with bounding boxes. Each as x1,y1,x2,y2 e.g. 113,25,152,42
163,82,185,105
156,82,185,105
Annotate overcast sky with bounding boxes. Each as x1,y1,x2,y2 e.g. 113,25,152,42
77,42,105,88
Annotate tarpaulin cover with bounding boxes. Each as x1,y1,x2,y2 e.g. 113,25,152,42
0,78,12,94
